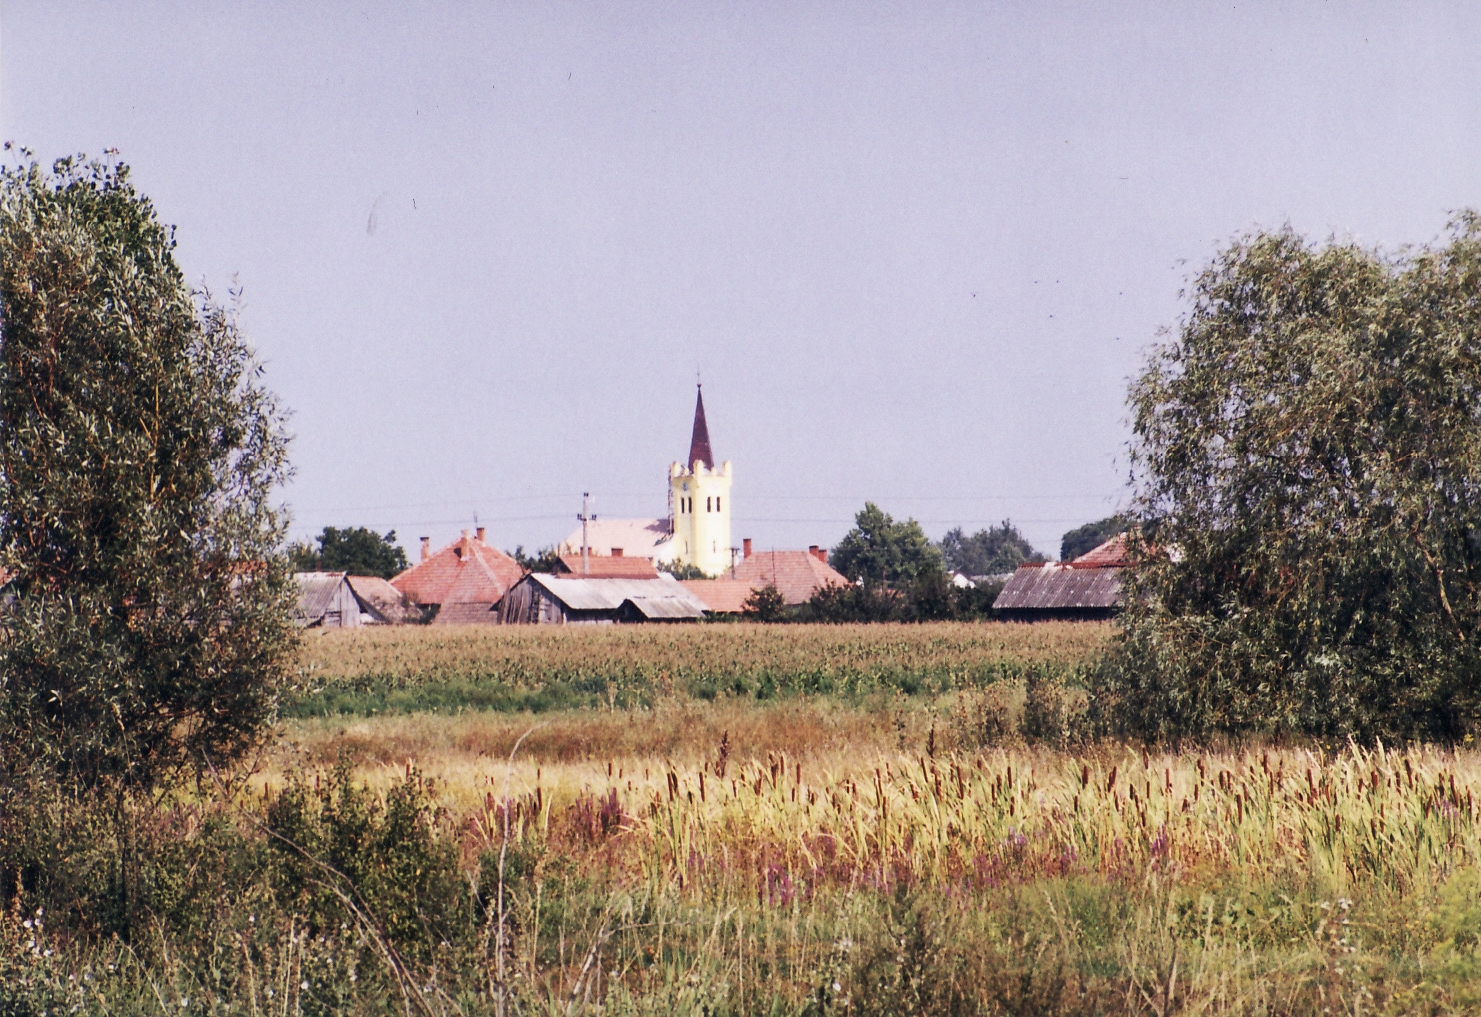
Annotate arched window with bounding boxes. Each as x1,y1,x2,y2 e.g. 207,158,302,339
707,497,712,512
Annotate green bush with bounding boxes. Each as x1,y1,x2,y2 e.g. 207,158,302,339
264,759,472,963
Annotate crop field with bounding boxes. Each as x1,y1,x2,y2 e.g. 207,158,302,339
288,620,1110,717
16,622,1481,1014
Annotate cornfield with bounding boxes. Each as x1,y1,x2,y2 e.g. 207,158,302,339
290,621,1110,716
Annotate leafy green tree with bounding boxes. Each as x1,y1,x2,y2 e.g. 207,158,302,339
511,544,563,573
0,154,295,792
656,559,708,580
1098,218,1481,742
938,522,1043,575
291,526,408,579
805,581,903,623
1059,514,1130,562
831,503,944,585
742,582,787,621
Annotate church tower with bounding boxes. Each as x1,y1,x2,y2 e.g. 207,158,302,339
670,385,733,576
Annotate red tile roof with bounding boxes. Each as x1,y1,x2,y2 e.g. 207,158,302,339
554,554,659,579
1070,533,1132,568
730,550,850,606
681,578,758,613
390,532,524,607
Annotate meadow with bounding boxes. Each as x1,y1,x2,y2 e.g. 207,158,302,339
12,622,1481,1015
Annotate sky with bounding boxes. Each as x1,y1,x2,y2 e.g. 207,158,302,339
3,2,1480,560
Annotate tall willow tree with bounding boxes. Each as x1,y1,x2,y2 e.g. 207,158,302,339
0,155,295,791
1101,217,1481,742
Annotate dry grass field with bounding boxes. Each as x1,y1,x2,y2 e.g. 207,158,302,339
18,622,1481,1014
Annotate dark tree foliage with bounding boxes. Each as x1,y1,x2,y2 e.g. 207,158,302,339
831,503,944,585
0,155,295,791
742,582,787,621
1098,218,1481,742
656,559,708,580
938,521,1043,575
291,526,408,579
1059,514,1131,562
511,544,563,573
801,575,1002,623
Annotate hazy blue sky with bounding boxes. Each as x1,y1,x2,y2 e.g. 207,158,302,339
4,3,1479,558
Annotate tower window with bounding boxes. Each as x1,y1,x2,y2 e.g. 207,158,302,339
707,497,712,512
717,497,722,512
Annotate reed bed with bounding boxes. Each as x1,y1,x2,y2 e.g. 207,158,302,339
256,724,1481,1013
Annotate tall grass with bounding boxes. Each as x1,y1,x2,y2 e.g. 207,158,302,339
17,727,1481,1013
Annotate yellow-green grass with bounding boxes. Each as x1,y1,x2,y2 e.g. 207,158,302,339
258,700,1481,1012
276,702,1481,899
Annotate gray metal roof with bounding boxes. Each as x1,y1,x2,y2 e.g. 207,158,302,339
993,564,1123,610
294,571,350,622
529,572,709,614
621,596,707,620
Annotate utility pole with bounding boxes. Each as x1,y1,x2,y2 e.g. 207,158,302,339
578,492,593,575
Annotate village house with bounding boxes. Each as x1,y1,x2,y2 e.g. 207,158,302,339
389,527,525,625
683,542,851,614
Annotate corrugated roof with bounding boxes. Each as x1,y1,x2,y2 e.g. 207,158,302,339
621,596,707,620
1070,533,1132,568
391,532,524,606
529,572,710,613
294,571,351,623
730,550,851,606
558,518,673,558
993,564,1123,610
554,554,659,579
681,578,757,613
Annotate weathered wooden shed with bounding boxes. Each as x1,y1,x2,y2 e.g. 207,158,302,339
992,534,1130,622
346,575,427,625
495,572,707,625
294,572,362,628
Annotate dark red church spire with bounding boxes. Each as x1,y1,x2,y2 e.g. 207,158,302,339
687,385,713,470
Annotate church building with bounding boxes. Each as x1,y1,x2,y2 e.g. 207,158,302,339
558,386,734,577
668,386,732,575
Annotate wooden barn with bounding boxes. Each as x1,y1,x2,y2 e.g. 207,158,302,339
346,575,427,625
294,572,362,628
992,533,1130,622
494,572,708,625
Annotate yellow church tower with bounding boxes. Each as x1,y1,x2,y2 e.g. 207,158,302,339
670,385,732,576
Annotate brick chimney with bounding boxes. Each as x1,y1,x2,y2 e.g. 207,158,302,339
612,547,624,557
420,536,431,562
811,546,828,564
475,526,486,542
743,538,753,559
